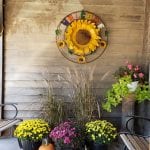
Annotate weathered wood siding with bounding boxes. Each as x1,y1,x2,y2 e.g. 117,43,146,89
0,0,3,119
148,0,150,64
3,0,149,124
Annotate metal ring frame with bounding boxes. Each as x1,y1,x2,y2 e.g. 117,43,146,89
56,10,108,64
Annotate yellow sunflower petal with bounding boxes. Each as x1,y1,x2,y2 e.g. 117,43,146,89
65,19,105,56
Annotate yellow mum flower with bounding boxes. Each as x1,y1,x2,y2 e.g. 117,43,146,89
14,119,50,142
85,120,117,144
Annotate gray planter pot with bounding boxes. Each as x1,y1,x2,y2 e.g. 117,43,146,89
122,94,135,131
18,139,42,150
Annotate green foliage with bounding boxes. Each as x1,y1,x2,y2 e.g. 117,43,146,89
135,83,150,103
55,29,61,35
102,76,131,112
102,75,150,112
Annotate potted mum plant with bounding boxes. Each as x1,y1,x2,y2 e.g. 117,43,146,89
14,119,50,150
85,120,117,150
50,121,85,150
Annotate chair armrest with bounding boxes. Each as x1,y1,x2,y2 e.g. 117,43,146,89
119,131,150,138
126,115,150,134
0,103,18,119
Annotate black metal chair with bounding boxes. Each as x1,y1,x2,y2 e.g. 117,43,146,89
0,103,22,135
120,115,150,150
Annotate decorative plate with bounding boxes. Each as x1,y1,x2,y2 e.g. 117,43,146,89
56,10,108,64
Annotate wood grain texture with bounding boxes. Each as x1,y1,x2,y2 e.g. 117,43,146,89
0,0,3,119
3,0,150,121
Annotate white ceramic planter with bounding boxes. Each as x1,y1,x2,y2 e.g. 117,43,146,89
127,81,138,92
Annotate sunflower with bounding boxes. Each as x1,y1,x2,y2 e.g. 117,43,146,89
100,40,107,49
77,56,86,63
57,40,65,48
65,20,101,56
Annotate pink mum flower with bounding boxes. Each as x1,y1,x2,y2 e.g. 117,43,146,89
64,137,71,144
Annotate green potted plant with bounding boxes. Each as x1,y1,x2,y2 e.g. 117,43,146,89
102,75,132,112
102,62,150,112
85,120,117,150
14,119,50,150
135,83,150,102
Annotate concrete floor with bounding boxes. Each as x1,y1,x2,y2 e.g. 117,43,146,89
0,138,21,150
0,138,123,150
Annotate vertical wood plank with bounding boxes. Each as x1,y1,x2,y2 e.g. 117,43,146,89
142,0,150,67
149,64,150,86
0,0,3,119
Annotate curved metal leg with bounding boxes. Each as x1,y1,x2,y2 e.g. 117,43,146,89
123,145,128,150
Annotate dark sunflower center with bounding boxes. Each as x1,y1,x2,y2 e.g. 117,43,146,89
76,29,91,45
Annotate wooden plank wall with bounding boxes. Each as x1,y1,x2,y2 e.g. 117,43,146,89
134,0,150,136
148,0,150,63
0,0,3,119
3,0,148,125
142,0,150,69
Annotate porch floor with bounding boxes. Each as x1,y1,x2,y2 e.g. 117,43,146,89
0,137,123,150
0,138,21,150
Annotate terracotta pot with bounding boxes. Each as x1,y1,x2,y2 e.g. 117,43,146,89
39,143,55,150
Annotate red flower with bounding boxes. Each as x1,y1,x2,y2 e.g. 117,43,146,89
127,64,132,70
114,61,145,83
138,72,144,78
134,65,139,71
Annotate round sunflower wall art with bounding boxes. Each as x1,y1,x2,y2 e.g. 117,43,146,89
56,10,108,64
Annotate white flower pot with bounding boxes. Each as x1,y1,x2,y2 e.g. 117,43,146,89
127,81,138,92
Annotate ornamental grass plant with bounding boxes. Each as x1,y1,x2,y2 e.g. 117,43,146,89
40,75,66,127
85,120,117,144
14,119,50,142
66,67,100,123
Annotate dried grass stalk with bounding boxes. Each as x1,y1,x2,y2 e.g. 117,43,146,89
66,67,99,123
40,78,65,127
